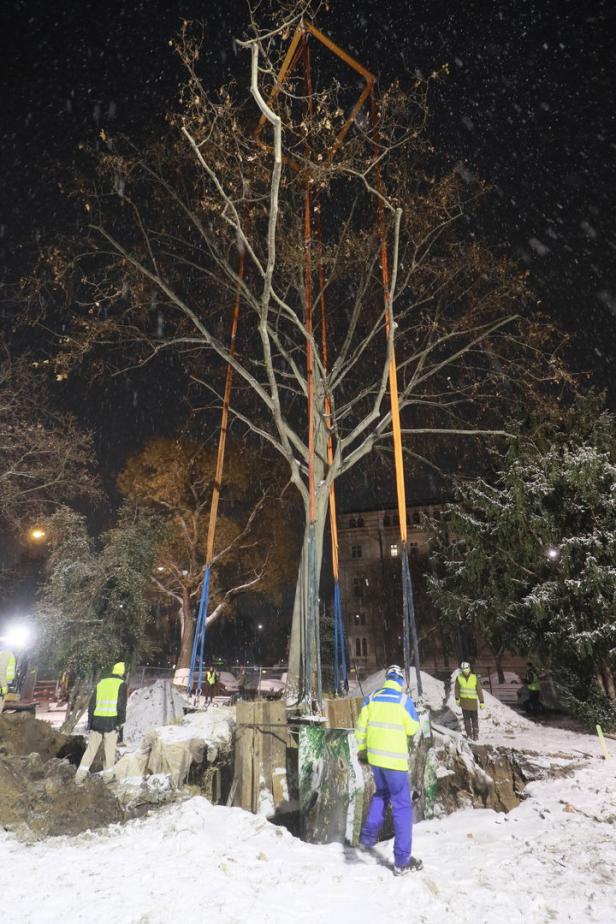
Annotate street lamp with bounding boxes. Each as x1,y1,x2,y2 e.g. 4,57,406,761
545,545,560,563
28,527,46,543
254,622,263,664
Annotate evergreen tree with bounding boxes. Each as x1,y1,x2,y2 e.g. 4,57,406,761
35,504,160,729
429,395,616,724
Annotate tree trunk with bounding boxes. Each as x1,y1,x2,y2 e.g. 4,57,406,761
286,489,329,704
176,591,194,671
60,677,92,735
598,660,616,701
495,649,506,685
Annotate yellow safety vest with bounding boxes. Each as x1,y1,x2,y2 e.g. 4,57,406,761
527,671,540,692
0,650,16,693
355,679,420,771
93,676,124,717
457,673,479,701
206,671,216,685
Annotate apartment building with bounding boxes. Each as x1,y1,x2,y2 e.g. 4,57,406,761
338,503,444,674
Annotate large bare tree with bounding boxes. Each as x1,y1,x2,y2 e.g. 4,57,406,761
33,3,568,702
0,342,100,532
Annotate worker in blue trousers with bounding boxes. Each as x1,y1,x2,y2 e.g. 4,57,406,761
355,664,423,876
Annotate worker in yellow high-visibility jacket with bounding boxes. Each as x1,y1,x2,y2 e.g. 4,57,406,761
355,665,423,876
454,661,485,740
75,662,127,784
0,648,17,715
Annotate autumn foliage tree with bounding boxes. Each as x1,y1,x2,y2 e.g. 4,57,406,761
117,436,299,671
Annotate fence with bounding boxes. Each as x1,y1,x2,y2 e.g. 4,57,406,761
129,664,289,701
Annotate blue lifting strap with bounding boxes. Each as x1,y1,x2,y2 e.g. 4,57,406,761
187,566,211,695
333,581,348,693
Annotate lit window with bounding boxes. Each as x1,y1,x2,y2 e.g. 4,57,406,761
351,544,362,559
390,543,398,557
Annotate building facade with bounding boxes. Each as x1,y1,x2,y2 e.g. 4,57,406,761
338,503,444,674
337,503,530,683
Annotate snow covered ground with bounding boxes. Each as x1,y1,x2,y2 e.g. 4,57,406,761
3,734,614,923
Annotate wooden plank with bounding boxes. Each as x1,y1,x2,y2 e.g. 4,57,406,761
267,701,288,811
252,700,263,813
235,700,255,811
324,696,363,729
234,700,290,814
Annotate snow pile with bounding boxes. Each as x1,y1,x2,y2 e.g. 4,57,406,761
115,704,236,788
156,705,235,749
112,772,178,811
2,750,615,923
445,670,602,757
151,705,235,768
123,680,186,746
347,669,446,712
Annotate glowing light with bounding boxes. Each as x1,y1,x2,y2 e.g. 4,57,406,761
29,527,46,542
1,623,32,650
545,545,560,562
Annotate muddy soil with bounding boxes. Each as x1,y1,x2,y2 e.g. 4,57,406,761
0,714,124,841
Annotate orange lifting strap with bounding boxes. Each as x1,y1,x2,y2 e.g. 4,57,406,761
204,252,245,566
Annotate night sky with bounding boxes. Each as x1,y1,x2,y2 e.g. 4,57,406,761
1,0,615,466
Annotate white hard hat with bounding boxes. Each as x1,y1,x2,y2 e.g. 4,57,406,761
386,664,404,680
460,661,471,671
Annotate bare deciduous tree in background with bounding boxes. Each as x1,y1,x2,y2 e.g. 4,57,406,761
0,342,100,532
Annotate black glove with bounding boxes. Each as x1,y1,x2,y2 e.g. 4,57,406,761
116,725,124,743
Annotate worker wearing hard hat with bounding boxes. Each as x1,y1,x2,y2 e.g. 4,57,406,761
355,664,423,876
454,661,485,740
75,662,127,784
0,647,17,715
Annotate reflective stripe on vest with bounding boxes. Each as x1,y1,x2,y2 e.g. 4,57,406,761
367,747,409,761
355,680,420,770
457,673,478,699
6,654,16,682
93,677,123,717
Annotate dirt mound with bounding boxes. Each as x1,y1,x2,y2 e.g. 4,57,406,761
0,713,82,763
0,714,124,841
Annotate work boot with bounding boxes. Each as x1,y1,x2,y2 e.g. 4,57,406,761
357,841,377,855
393,857,423,876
